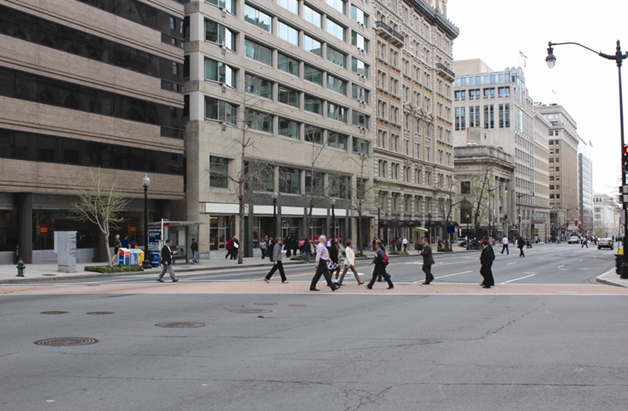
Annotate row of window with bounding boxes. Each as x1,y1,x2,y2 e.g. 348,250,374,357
0,128,183,175
454,87,510,101
0,6,184,93
0,66,184,138
205,97,371,151
454,104,511,130
455,72,521,88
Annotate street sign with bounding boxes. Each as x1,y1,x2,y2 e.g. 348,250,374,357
619,185,628,194
446,226,456,233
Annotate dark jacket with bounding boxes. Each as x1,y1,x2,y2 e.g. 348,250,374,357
517,238,525,249
190,242,199,252
480,245,495,267
421,243,435,265
328,245,339,263
372,249,386,267
161,245,173,264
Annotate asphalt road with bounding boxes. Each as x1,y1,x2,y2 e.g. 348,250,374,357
1,243,625,411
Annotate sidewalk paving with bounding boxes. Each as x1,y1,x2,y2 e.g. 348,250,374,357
0,247,476,284
596,268,628,288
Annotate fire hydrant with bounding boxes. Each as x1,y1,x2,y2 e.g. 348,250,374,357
16,259,25,277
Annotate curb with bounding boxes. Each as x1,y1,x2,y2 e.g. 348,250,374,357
596,268,628,288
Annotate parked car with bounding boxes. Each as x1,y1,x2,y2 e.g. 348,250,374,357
598,238,614,250
567,236,580,244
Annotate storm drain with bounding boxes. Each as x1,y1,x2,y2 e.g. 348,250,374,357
230,309,272,314
86,311,114,315
155,322,205,328
288,304,309,307
34,337,98,347
254,302,278,306
40,311,68,315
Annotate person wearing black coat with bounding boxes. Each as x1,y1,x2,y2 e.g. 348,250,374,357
419,237,435,285
156,239,178,282
479,237,495,288
517,236,525,257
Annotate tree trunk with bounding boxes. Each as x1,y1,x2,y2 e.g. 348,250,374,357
104,233,112,266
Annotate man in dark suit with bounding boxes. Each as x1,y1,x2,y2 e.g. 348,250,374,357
419,237,435,285
157,239,178,282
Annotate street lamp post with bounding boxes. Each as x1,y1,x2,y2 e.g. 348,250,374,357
142,174,151,269
331,198,336,241
272,191,278,239
377,207,381,239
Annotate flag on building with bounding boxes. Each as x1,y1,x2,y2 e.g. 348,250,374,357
551,90,558,95
519,51,528,67
589,140,593,147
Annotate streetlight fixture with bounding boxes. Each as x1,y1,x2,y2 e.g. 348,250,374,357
141,174,151,269
546,39,628,277
330,197,336,241
272,191,278,239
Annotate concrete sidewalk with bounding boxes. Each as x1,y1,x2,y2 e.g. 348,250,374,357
597,268,628,288
0,247,477,284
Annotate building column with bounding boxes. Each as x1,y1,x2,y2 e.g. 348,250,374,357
385,192,392,217
17,193,32,264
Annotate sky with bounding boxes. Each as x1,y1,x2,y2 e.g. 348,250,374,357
448,0,628,197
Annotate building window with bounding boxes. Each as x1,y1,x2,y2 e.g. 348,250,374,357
303,4,322,27
205,97,237,125
304,65,323,85
498,86,510,98
209,156,229,188
455,107,465,131
205,58,237,88
278,0,298,14
207,0,236,14
353,137,369,154
327,74,347,95
483,88,495,99
326,18,346,41
328,132,348,150
351,31,369,51
245,74,273,99
305,170,324,195
244,39,272,65
484,105,495,129
277,21,299,45
454,90,466,101
244,5,272,32
245,109,273,133
279,167,301,194
278,85,300,107
303,35,322,56
304,94,323,115
326,0,346,14
461,181,471,194
351,4,367,26
499,103,510,128
469,89,480,100
278,53,299,76
351,57,369,78
305,125,323,144
352,84,369,103
469,105,480,127
205,20,235,50
328,103,347,123
327,47,346,68
352,111,369,129
279,118,300,140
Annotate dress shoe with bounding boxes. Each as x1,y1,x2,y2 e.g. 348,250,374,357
421,282,431,285
482,285,491,289
282,281,289,284
156,279,164,282
310,288,320,291
172,279,179,282
387,287,394,289
365,285,372,289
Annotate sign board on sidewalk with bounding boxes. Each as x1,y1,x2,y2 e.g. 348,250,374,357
38,225,48,236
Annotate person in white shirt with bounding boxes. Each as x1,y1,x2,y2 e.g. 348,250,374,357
500,235,509,255
337,239,364,286
402,237,408,252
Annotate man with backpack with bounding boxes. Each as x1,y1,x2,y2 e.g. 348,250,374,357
419,237,435,285
366,242,393,289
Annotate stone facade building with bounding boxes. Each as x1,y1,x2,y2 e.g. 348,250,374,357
593,193,620,239
0,0,185,263
372,0,458,244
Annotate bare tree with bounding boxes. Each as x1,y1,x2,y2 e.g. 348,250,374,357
436,175,464,250
465,165,497,240
71,167,129,266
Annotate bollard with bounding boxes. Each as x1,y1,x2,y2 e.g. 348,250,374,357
16,259,25,277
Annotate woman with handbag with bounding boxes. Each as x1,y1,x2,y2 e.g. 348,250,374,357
338,239,363,285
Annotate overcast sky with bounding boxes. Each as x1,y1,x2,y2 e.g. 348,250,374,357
448,0,628,197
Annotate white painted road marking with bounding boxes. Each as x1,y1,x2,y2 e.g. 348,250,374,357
500,273,536,284
435,270,473,279
558,265,565,269
506,262,517,265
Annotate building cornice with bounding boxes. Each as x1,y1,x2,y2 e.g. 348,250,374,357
402,0,460,40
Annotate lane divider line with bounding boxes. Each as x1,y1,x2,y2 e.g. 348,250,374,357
435,270,473,279
500,273,536,284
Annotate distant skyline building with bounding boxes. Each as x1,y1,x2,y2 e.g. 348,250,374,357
578,151,593,233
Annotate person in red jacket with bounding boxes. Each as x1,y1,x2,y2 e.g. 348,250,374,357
225,237,233,259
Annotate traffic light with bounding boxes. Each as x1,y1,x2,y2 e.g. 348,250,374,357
518,214,522,219
623,146,628,173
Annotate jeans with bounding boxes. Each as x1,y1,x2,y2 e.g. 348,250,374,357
192,251,198,263
304,251,310,263
368,265,393,288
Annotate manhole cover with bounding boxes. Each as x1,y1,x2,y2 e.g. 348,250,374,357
86,311,114,315
41,311,68,315
42,274,56,277
230,309,272,314
254,302,278,306
34,337,98,346
155,322,205,328
287,304,309,307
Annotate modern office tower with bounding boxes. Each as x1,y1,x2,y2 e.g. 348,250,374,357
453,59,544,239
0,0,185,263
532,111,550,241
535,103,580,235
184,0,375,257
372,0,458,244
578,151,593,233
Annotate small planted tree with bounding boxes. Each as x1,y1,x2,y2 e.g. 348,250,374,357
72,167,129,265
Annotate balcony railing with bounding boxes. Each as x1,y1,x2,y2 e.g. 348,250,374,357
375,20,404,45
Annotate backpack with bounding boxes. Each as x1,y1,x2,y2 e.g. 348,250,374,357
382,253,389,266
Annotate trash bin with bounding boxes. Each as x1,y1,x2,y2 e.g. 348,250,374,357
150,250,161,268
615,254,623,274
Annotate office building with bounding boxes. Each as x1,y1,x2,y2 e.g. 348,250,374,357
0,0,185,263
372,0,459,244
593,193,620,238
578,151,593,233
532,111,550,241
184,0,376,256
